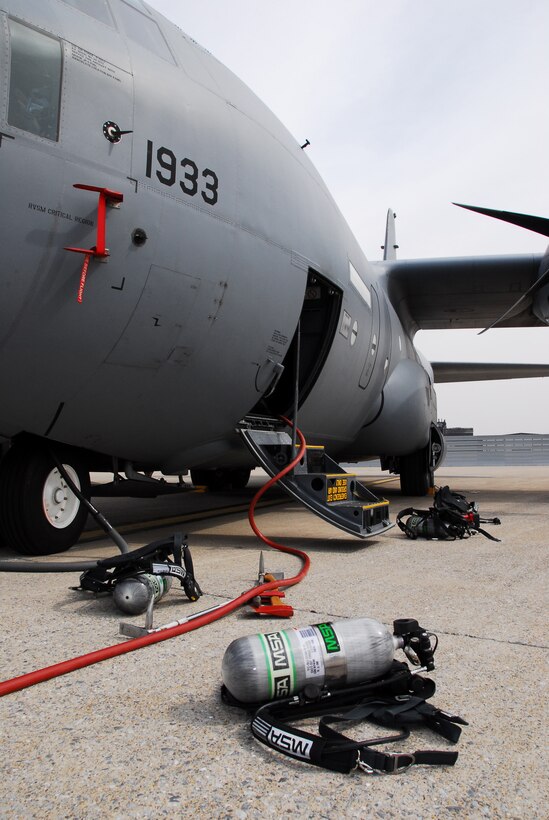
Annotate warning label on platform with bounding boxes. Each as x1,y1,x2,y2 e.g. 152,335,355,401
327,477,348,503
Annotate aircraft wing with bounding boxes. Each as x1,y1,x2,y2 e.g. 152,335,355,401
374,253,546,335
431,362,549,383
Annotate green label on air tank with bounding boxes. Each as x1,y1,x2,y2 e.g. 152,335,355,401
316,623,341,653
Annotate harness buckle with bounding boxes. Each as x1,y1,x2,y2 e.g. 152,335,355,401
355,753,376,775
385,752,416,773
355,751,416,775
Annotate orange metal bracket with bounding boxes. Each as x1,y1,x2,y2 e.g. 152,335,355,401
250,573,294,617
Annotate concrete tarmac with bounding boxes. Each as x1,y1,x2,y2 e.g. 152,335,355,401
0,466,547,819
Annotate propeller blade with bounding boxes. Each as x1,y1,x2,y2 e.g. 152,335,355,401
454,203,549,237
478,264,549,334
453,202,549,332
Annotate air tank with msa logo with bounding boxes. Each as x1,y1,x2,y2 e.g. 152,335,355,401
113,573,172,614
222,617,403,703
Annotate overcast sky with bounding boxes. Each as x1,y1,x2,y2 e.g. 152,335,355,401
150,0,549,435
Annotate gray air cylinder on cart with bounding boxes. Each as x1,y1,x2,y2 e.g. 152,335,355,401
222,617,405,703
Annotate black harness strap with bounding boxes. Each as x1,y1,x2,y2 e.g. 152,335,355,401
252,696,462,774
247,663,466,775
475,525,502,542
78,533,202,601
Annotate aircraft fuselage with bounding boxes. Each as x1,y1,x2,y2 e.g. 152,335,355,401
0,1,439,553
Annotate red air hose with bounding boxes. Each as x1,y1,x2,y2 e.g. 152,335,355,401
0,422,309,697
247,417,310,576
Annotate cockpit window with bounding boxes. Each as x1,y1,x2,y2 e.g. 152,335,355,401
7,20,62,141
60,0,114,27
118,1,175,63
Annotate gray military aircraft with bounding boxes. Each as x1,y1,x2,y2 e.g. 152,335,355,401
1,0,548,555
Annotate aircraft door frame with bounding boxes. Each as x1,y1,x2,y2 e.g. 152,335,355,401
253,268,343,417
359,283,381,390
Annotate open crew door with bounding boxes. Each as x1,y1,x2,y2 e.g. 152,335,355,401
252,269,342,417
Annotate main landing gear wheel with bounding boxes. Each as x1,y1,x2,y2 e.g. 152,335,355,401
399,447,433,497
190,468,251,491
0,441,90,555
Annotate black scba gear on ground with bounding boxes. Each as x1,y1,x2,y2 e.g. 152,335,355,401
78,532,202,601
222,661,467,775
397,485,501,542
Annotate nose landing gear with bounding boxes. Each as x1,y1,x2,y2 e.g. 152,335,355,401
0,439,90,555
42,464,82,530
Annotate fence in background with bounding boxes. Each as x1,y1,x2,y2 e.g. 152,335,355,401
442,435,549,466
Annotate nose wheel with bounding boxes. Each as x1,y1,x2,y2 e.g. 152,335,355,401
0,440,90,555
42,464,82,529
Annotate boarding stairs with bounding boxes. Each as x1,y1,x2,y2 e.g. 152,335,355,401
238,417,394,538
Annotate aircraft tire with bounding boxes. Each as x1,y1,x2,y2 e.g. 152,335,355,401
190,468,251,491
399,448,433,496
0,441,90,555
191,469,222,491
230,468,251,489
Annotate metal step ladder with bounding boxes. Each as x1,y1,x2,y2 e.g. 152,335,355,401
238,417,394,538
